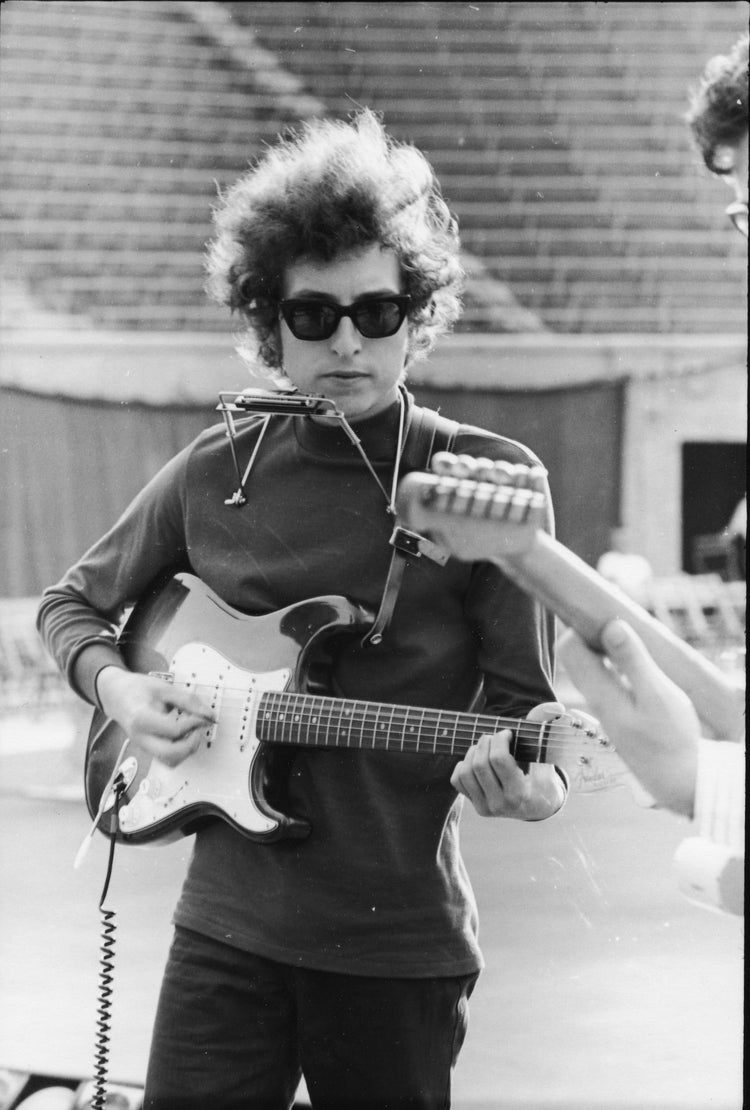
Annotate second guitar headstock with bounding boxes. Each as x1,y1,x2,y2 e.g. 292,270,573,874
397,451,549,563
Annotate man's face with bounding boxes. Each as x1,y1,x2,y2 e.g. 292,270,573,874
716,130,748,237
279,244,409,422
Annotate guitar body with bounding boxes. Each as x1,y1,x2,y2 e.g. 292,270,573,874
85,569,623,848
85,572,372,845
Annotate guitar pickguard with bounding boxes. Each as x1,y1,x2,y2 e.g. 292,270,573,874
114,645,292,840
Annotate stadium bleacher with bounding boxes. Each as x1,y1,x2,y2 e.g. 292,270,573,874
0,0,747,335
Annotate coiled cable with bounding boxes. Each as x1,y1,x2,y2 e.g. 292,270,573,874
90,780,125,1110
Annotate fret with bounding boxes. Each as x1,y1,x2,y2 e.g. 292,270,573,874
310,696,322,748
264,692,275,745
455,713,476,756
256,691,548,762
274,693,285,745
434,709,453,755
291,692,307,745
372,702,384,750
356,702,370,748
321,696,337,747
355,702,370,749
358,703,374,749
385,703,398,752
534,721,549,764
270,692,280,743
290,694,304,744
429,708,446,753
381,703,396,751
416,707,427,752
423,708,436,754
451,712,461,756
339,702,354,747
408,710,419,754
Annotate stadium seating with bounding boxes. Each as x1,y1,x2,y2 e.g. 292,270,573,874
0,0,747,333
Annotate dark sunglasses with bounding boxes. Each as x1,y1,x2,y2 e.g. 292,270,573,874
279,296,411,340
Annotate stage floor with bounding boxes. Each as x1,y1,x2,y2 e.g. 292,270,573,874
0,709,743,1110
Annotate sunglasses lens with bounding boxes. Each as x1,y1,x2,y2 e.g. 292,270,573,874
285,303,338,339
281,297,409,340
354,299,405,338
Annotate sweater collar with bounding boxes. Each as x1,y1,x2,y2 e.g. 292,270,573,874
294,389,413,464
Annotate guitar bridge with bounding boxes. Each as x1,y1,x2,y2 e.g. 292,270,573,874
148,671,174,683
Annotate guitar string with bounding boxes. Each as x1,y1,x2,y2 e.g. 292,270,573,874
187,727,603,759
175,681,596,738
175,682,593,736
166,680,605,750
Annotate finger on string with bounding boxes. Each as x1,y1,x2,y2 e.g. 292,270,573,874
163,711,214,742
163,687,216,722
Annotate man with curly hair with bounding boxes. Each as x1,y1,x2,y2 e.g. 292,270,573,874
559,35,747,917
686,32,748,237
38,110,568,1109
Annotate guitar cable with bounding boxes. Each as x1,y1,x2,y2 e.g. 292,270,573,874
90,777,126,1110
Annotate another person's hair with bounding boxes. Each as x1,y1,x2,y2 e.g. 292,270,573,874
686,34,749,174
205,109,464,371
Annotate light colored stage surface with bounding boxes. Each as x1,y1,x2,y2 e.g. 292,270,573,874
0,713,743,1110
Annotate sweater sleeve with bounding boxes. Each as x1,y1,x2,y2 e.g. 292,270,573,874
449,427,557,718
36,443,192,707
673,739,745,916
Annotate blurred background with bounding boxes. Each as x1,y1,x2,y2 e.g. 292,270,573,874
0,2,745,1108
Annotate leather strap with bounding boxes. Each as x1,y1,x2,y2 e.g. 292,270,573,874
361,405,459,647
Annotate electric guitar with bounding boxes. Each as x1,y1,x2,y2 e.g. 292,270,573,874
85,572,622,847
396,452,745,744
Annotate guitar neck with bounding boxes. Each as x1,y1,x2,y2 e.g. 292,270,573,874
498,530,744,741
257,691,555,762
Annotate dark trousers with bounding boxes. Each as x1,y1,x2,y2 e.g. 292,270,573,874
144,927,478,1110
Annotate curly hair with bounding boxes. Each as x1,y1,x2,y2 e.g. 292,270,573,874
686,34,749,174
205,109,464,371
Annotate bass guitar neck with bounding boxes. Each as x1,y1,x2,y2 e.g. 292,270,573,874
396,460,744,742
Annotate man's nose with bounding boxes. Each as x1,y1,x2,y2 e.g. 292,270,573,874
330,315,362,356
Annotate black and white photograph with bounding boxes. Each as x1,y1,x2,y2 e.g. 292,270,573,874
0,3,745,1108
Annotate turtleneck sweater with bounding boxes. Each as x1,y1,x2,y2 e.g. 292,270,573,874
38,391,556,976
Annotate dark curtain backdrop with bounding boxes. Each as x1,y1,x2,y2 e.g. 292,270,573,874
1,381,624,596
1,387,216,596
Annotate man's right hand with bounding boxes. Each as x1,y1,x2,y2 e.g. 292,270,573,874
95,666,217,767
558,619,701,817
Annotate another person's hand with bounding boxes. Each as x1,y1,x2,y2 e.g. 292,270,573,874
558,619,700,816
451,702,567,821
95,666,217,767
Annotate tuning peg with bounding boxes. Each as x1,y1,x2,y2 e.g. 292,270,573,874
430,450,457,476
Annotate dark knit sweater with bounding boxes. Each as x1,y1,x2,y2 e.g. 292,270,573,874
38,391,556,977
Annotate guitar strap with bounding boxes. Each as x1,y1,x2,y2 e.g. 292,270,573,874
361,406,460,647
220,387,459,648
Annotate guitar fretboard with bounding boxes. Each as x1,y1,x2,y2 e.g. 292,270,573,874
257,691,551,762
